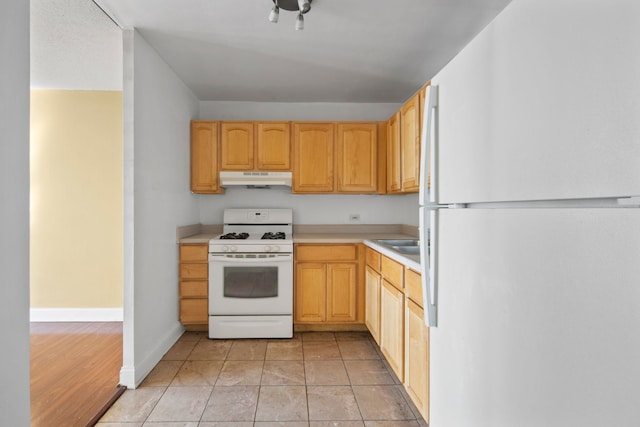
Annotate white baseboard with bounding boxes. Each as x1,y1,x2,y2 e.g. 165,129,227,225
30,308,124,322
119,322,185,388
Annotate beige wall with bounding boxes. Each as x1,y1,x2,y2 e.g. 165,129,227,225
30,90,123,309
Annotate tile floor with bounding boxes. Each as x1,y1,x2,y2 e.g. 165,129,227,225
97,331,427,427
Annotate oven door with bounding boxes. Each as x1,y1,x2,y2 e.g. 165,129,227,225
209,253,293,316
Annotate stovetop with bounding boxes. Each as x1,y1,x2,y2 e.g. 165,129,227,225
210,208,294,253
219,231,287,240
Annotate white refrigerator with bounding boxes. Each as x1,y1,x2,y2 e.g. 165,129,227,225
418,1,640,426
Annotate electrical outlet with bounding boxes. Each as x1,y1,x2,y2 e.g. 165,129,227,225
349,213,361,222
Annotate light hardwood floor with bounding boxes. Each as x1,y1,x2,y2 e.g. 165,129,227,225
30,322,124,427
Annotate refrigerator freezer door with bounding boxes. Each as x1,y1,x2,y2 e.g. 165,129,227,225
431,208,640,426
430,3,640,203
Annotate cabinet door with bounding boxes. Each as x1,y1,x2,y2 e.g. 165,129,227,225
326,263,357,322
380,279,404,380
365,266,381,344
180,263,208,280
336,123,378,193
190,121,220,193
405,299,430,423
381,255,404,291
400,94,420,192
292,123,335,193
387,112,402,193
221,122,254,170
180,298,208,324
180,280,208,298
365,247,381,272
296,244,357,262
180,244,209,262
295,263,326,322
405,268,423,308
256,122,291,170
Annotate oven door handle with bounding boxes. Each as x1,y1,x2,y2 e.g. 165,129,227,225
209,254,293,262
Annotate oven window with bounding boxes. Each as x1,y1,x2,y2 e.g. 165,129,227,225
223,266,278,298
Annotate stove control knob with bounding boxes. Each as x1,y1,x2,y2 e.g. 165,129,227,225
272,246,280,252
264,246,272,252
222,246,229,252
230,246,237,252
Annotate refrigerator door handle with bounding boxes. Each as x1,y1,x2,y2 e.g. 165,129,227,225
617,196,640,207
419,84,439,205
420,206,439,327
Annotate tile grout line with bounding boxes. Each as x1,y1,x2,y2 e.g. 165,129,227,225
103,331,425,426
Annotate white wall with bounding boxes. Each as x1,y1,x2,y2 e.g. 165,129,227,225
429,1,640,426
199,100,419,226
0,0,31,424
120,29,201,388
199,191,418,226
200,101,400,122
30,90,124,316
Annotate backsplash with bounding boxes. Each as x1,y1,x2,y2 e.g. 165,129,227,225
197,188,419,226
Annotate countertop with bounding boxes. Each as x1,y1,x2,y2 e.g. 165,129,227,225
294,232,421,272
179,226,422,272
179,233,220,244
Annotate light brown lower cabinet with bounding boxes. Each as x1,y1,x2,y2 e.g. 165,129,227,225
295,263,327,322
365,247,429,423
365,265,381,344
405,298,430,423
380,279,405,381
179,243,209,329
294,244,360,324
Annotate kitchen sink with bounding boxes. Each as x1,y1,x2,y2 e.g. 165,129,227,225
392,246,420,255
374,239,419,247
372,239,421,259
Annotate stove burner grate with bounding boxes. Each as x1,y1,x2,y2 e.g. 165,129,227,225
220,232,249,240
261,232,286,240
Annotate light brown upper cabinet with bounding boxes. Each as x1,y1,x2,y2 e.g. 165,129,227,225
220,122,254,170
336,123,378,193
191,121,223,194
387,112,402,193
256,122,291,170
292,122,335,193
386,83,429,194
400,92,421,192
220,121,291,171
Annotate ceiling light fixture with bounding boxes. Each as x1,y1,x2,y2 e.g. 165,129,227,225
297,0,310,14
295,13,304,31
268,0,312,30
268,4,279,23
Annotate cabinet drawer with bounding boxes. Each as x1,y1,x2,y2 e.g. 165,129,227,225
180,244,208,262
365,247,381,272
180,280,208,298
405,268,422,307
179,298,208,324
381,255,403,290
180,263,208,279
296,244,357,262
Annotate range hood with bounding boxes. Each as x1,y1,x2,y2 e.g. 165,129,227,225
219,171,292,188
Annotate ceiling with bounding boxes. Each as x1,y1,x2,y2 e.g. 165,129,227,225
31,0,123,91
34,0,513,103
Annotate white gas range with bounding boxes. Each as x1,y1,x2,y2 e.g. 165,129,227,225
208,208,293,339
